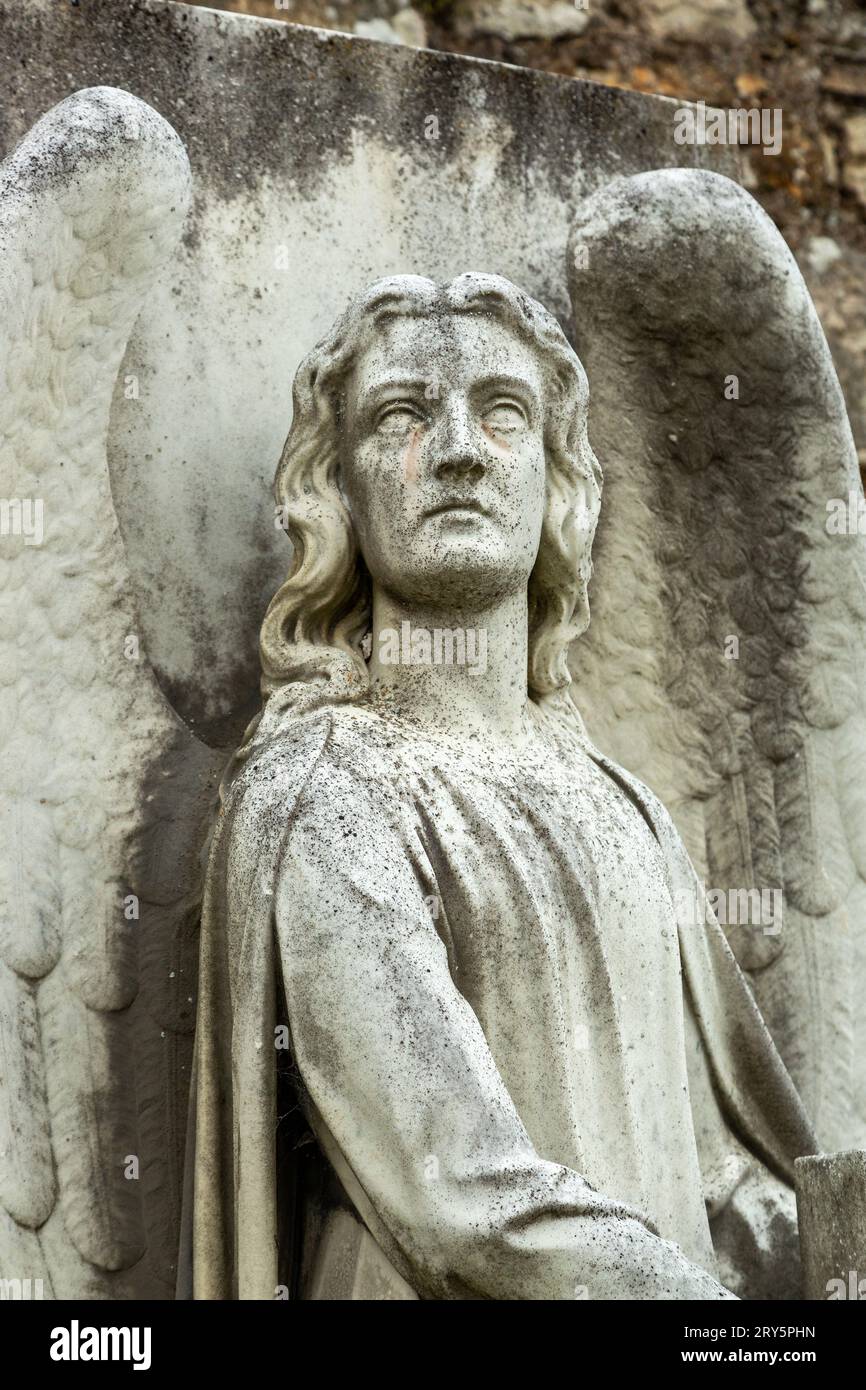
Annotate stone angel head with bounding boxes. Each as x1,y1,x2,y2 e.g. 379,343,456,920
235,272,603,769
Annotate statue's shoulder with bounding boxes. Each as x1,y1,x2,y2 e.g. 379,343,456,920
237,707,332,784
230,700,395,811
218,702,411,881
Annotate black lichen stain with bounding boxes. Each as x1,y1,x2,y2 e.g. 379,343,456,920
0,0,731,221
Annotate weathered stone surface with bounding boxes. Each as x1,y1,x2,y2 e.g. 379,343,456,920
644,0,756,43
796,1151,866,1299
183,271,817,1300
822,65,866,100
806,233,843,274
355,7,427,48
0,0,737,739
845,163,866,208
0,83,217,1301
803,241,866,472
846,112,866,160
567,168,866,1154
461,0,591,42
2,0,863,1308
843,113,866,208
182,1,866,471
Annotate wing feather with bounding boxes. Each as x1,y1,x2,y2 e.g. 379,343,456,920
0,88,225,1295
38,970,143,1271
568,168,866,1146
0,963,54,1228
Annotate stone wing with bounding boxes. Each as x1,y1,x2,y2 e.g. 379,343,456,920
0,88,225,1296
567,169,866,1150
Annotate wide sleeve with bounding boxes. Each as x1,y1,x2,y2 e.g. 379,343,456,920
274,754,735,1301
683,999,804,1301
622,760,814,1300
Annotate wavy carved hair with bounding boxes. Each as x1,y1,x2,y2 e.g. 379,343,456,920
231,273,602,779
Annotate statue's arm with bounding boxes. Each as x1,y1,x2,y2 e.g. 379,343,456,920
273,763,734,1301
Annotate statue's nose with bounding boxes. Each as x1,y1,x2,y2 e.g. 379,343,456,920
430,404,486,481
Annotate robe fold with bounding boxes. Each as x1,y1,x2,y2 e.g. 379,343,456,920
178,699,817,1301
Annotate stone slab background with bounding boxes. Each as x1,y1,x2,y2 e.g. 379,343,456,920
191,0,866,477
0,0,737,737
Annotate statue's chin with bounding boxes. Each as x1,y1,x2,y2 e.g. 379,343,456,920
380,556,530,613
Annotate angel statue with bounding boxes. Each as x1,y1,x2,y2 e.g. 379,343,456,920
1,86,864,1304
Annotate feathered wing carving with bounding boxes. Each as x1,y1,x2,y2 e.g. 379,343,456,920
0,88,225,1296
567,169,866,1151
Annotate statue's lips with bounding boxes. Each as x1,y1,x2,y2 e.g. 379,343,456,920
423,500,489,520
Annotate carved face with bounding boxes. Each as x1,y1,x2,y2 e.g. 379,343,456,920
340,314,548,611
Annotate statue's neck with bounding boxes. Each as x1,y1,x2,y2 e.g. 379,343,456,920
365,586,531,744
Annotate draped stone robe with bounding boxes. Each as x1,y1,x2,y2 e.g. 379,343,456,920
178,698,817,1300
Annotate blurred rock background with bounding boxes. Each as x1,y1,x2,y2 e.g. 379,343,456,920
188,0,866,468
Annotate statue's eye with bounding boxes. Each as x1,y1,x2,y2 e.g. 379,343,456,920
483,400,526,432
376,404,422,433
